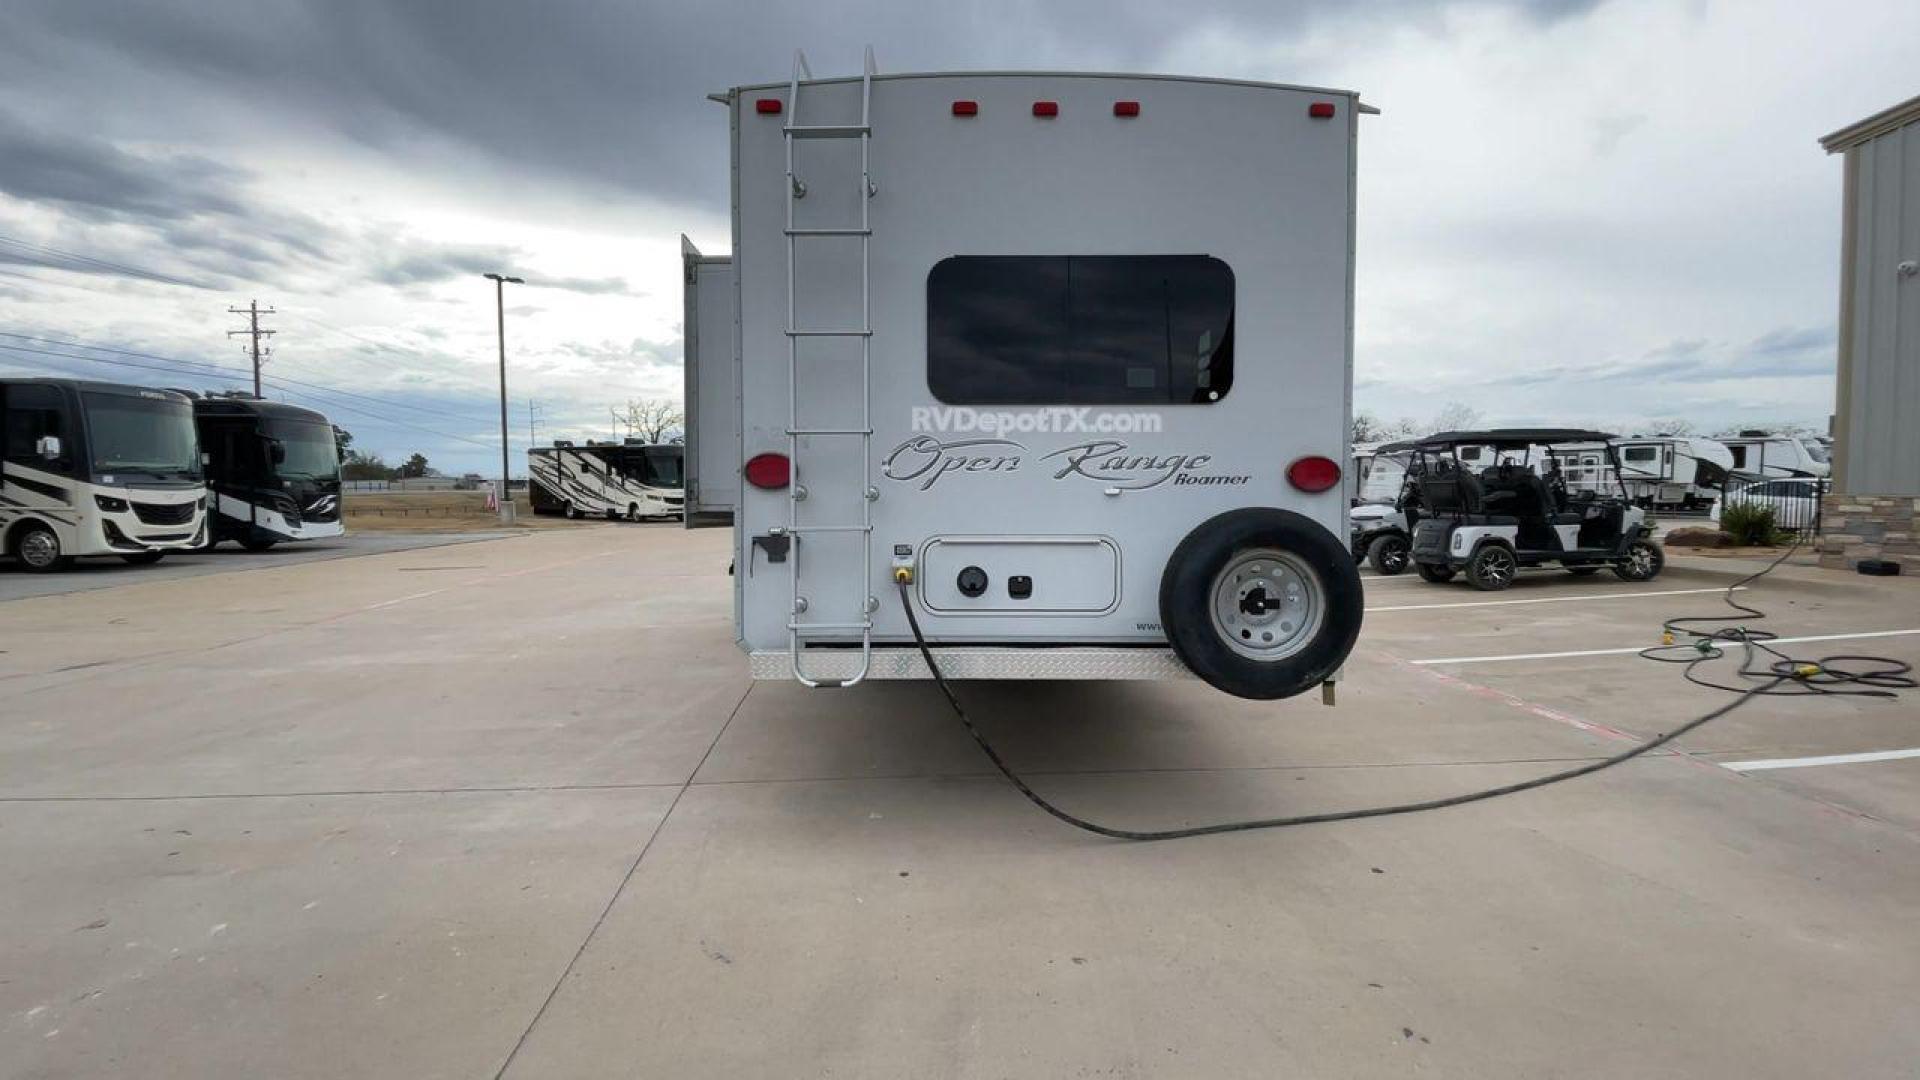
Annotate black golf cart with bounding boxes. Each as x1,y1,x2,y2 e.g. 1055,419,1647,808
1406,429,1664,591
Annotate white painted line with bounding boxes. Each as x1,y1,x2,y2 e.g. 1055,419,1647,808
1410,628,1920,666
1723,747,1920,772
1369,586,1744,613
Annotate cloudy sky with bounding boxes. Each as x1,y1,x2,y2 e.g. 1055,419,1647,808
1,0,1913,474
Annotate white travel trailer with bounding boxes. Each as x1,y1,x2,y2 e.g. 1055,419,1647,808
527,441,685,520
681,237,737,526
688,54,1372,699
1,378,208,571
1718,431,1831,481
1566,436,1734,510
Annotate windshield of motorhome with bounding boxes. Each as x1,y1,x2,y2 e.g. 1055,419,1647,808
265,418,341,478
82,393,199,476
642,448,683,488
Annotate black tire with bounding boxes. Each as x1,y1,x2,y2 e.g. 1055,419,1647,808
1367,533,1412,576
119,551,166,565
11,522,72,573
1613,539,1664,582
1566,565,1602,576
1415,562,1456,583
1465,544,1517,591
1159,508,1363,700
626,503,640,522
239,538,279,553
564,502,582,520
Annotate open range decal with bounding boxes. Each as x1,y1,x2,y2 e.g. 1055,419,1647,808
882,436,1250,491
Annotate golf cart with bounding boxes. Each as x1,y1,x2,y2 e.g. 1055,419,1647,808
1349,440,1420,574
1407,429,1663,591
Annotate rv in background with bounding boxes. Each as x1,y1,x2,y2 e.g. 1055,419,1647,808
1,378,207,571
1718,431,1830,480
527,440,685,520
1606,436,1733,510
193,395,344,551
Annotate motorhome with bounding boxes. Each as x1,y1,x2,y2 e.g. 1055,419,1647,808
527,441,685,520
685,55,1372,699
192,395,344,550
681,237,737,526
1,378,207,571
1718,431,1830,480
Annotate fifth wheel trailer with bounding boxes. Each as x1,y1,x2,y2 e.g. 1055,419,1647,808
693,56,1373,699
2,378,207,570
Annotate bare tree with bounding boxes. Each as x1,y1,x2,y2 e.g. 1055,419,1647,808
1430,402,1482,433
1645,417,1696,436
621,397,686,443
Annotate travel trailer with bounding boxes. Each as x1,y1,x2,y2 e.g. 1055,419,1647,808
1575,435,1734,510
1718,431,1830,480
681,237,737,526
527,441,685,520
1,378,207,570
192,395,344,550
685,54,1372,699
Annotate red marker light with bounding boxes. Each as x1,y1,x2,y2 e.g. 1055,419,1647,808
1113,100,1141,117
755,98,783,115
952,100,979,116
744,453,792,490
1032,100,1059,117
1287,455,1342,493
1308,101,1336,119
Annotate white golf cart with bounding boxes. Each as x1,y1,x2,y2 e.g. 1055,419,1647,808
1407,429,1663,591
1348,439,1420,574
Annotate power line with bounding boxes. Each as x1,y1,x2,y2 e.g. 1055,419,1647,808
0,234,211,290
0,341,498,451
0,331,502,427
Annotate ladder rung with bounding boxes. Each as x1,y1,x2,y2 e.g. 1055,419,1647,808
786,227,871,237
785,525,871,534
786,328,872,338
788,427,872,436
791,621,872,632
786,124,870,139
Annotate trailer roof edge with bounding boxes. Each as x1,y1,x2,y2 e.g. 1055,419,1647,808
714,70,1369,106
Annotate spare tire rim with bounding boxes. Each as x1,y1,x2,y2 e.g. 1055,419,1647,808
1210,548,1326,662
19,530,59,568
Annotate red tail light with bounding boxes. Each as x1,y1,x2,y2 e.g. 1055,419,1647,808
1308,101,1336,119
1287,456,1342,493
744,452,791,490
755,98,783,115
1032,101,1059,117
952,100,979,116
1113,100,1140,117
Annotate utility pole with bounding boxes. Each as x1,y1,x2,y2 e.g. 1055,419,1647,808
528,399,544,449
484,273,523,524
227,300,276,397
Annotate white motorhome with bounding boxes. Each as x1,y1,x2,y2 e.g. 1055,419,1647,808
1,378,208,571
685,54,1372,699
1718,431,1830,480
527,441,684,520
681,237,737,526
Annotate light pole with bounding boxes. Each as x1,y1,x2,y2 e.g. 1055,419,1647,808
484,272,524,523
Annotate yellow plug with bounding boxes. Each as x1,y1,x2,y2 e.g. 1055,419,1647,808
1794,663,1822,679
1661,630,1674,646
893,566,914,585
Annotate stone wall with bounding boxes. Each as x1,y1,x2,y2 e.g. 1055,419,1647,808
1819,494,1920,572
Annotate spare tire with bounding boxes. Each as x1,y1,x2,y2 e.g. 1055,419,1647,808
1159,508,1364,700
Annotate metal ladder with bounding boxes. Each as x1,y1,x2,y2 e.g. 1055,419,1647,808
782,47,877,688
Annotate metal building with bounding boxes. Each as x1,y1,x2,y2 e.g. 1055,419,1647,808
1818,93,1920,570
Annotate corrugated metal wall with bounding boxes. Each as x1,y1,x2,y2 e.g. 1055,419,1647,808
1841,117,1920,496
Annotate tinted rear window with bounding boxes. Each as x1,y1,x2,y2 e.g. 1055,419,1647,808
927,255,1234,405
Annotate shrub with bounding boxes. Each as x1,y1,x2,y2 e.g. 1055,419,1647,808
1719,501,1780,546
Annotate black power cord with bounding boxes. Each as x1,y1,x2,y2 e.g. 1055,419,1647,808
898,581,1793,842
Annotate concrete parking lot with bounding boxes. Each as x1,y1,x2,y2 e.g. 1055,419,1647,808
2,527,1917,1078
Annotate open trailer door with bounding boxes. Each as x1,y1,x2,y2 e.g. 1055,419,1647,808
681,235,738,527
